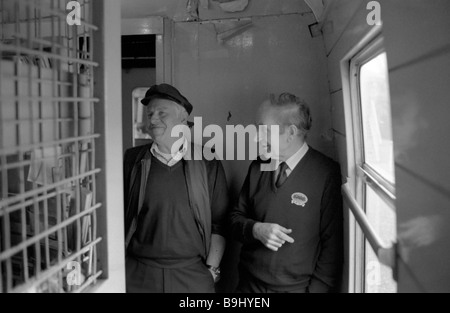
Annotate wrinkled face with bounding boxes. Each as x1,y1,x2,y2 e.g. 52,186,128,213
256,101,290,160
146,98,186,146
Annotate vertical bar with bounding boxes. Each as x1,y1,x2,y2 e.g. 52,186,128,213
33,197,41,274
86,0,97,283
90,0,98,283
39,0,51,272
92,209,97,280
14,0,30,286
0,0,6,293
70,14,82,273
59,0,69,290
0,0,4,41
62,191,69,255
33,0,43,280
50,0,64,291
35,2,51,272
0,0,5,292
0,259,3,293
4,213,12,291
33,0,42,276
31,0,42,276
20,207,28,281
0,0,5,196
21,0,35,284
62,1,76,292
80,3,88,286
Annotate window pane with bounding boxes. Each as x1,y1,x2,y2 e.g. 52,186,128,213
365,185,397,293
360,53,395,183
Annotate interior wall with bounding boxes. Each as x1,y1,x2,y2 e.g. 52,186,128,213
121,68,156,153
170,13,333,292
381,0,450,293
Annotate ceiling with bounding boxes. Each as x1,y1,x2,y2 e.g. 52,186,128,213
121,0,324,21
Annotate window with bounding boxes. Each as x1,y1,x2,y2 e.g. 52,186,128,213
122,35,156,69
132,88,152,148
347,36,397,293
359,53,395,184
0,0,105,293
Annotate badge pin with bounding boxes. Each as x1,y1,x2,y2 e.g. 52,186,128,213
291,193,308,207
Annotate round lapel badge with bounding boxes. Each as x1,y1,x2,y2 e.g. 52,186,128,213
291,193,308,207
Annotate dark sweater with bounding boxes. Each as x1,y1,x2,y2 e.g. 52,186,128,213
128,156,204,267
230,147,343,292
123,144,230,261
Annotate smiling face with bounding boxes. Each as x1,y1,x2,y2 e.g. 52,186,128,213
146,98,187,149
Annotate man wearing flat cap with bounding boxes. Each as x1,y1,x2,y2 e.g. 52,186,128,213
123,84,229,293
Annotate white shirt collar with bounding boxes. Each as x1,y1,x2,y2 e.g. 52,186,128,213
283,143,309,171
150,138,188,166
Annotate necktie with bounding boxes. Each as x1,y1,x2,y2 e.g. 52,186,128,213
276,162,289,188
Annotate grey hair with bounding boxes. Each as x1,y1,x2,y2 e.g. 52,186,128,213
146,99,188,121
269,93,312,136
174,104,188,119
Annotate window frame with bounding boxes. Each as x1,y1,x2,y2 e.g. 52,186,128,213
342,33,397,293
350,37,396,206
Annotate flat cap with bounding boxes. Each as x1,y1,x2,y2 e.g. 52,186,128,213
141,83,193,115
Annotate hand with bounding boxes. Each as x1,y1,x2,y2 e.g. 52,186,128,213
207,266,221,283
253,223,295,251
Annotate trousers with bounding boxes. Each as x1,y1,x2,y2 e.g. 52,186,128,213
126,256,215,293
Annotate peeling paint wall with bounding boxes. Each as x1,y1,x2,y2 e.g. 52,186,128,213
122,0,313,20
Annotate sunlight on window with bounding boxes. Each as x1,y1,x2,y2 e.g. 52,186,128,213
360,53,395,183
365,186,397,293
352,46,398,293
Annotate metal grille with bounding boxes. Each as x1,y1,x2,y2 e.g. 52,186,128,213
0,0,102,293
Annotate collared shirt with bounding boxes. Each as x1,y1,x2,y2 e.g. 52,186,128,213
150,138,188,167
276,143,309,178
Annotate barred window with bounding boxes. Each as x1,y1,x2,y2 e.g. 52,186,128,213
0,0,102,293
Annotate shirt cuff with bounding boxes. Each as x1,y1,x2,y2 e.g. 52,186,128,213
211,224,226,237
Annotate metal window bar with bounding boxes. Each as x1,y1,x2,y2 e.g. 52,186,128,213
342,184,396,270
1,0,101,293
358,164,395,209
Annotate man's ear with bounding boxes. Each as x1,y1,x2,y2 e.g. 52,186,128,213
289,125,298,137
180,110,189,124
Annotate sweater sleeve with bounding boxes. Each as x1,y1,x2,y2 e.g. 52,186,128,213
123,148,137,222
207,159,230,237
229,163,259,244
309,164,344,293
123,149,132,210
